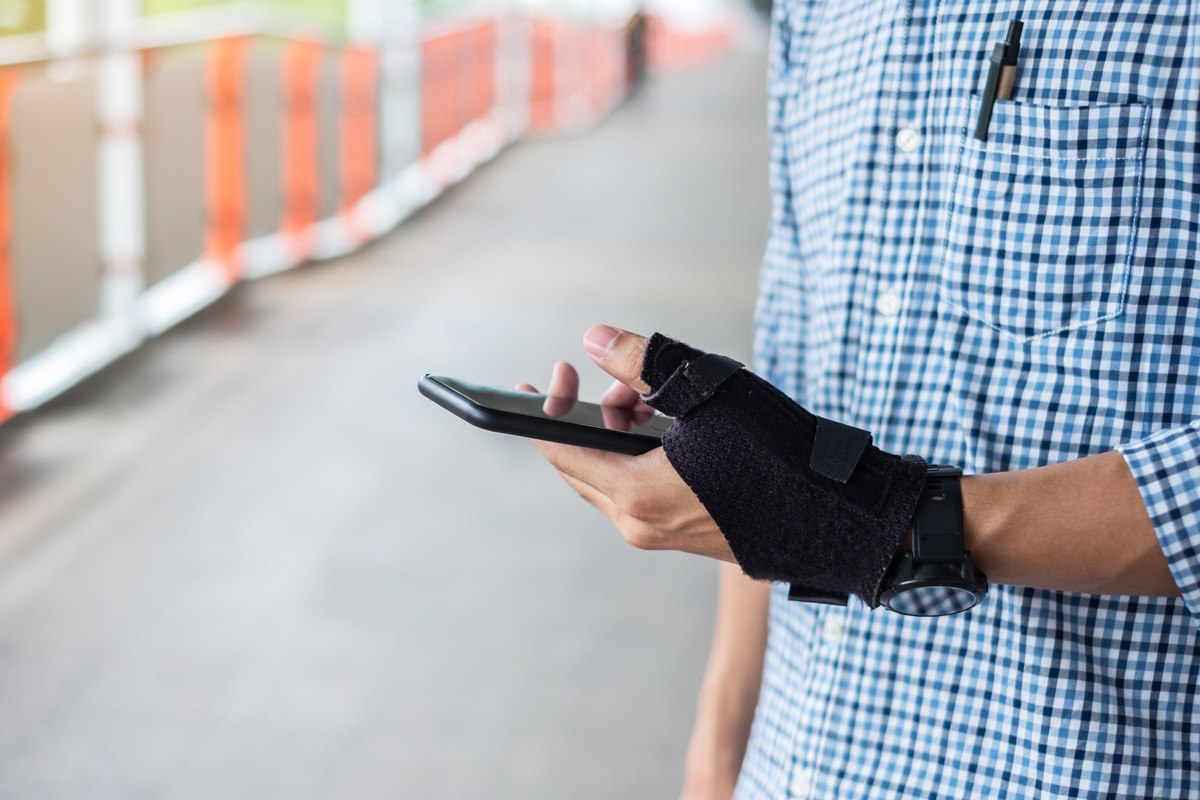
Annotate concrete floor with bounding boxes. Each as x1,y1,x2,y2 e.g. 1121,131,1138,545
0,48,769,799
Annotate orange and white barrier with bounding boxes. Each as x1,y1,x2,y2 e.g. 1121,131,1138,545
529,19,556,134
648,17,735,72
0,11,739,420
207,36,247,282
281,39,322,262
340,47,379,242
528,19,626,135
0,72,17,422
420,19,504,187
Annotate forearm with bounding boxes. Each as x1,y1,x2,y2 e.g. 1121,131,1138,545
962,450,1178,597
686,563,770,781
698,563,769,711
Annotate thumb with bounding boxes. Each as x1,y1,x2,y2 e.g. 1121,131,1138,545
583,325,652,395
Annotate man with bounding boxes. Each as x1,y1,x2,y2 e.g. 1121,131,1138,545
527,2,1200,797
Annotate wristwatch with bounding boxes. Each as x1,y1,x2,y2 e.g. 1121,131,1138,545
878,465,988,616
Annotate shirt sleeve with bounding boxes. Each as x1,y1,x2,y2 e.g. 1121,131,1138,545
1116,421,1200,626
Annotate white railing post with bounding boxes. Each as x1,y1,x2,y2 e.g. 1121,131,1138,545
45,0,97,57
495,0,531,142
347,0,386,47
95,0,145,334
364,0,426,219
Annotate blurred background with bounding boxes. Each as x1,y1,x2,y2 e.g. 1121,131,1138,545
0,0,769,797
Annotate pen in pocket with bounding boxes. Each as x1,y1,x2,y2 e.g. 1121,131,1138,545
975,19,1023,142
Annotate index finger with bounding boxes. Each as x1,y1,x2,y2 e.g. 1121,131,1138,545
531,437,637,497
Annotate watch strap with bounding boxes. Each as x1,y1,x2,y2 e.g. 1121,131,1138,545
912,465,964,564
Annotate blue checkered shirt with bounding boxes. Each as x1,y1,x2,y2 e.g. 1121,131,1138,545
740,1,1200,798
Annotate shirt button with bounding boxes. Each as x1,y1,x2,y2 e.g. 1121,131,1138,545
789,766,814,799
896,126,922,153
821,616,845,644
876,289,902,317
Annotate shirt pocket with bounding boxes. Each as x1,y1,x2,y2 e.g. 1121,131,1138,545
938,95,1149,343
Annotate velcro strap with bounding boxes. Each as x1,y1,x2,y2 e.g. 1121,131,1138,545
787,583,849,605
642,353,743,417
683,353,742,396
809,417,872,483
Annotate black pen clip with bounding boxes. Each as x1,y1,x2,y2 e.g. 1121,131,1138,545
974,20,1023,142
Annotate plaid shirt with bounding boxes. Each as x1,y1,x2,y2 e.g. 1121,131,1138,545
741,1,1200,798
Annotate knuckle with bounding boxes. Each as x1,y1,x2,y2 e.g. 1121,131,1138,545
621,520,662,551
620,350,644,382
617,491,656,522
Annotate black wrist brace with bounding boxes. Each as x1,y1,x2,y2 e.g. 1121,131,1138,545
639,333,927,608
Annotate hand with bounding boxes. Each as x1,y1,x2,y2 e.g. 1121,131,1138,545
518,326,736,563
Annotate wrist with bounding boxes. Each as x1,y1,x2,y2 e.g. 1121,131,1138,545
878,466,989,615
960,471,1009,582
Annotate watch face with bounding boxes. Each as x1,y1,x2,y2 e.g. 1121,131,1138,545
884,584,981,616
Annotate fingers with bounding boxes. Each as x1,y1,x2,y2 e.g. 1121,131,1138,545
519,374,638,499
602,380,659,431
531,437,629,498
529,433,624,511
518,365,578,416
601,403,634,431
517,361,580,399
583,325,652,395
543,361,579,417
545,452,665,553
601,379,641,407
546,361,579,399
525,431,619,516
558,472,622,525
631,405,655,426
530,433,733,561
558,470,669,554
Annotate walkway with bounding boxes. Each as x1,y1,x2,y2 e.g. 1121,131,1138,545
0,47,769,799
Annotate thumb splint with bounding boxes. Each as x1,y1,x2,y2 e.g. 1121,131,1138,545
639,333,927,608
